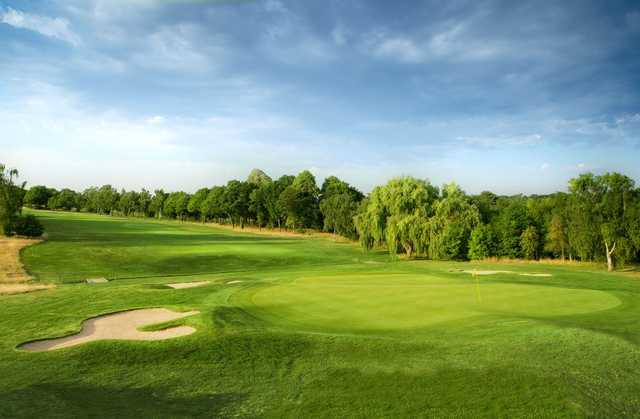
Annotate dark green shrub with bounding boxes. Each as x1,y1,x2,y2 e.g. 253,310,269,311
4,214,44,237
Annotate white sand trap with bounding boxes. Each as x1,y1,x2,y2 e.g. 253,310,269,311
166,281,209,289
20,308,199,352
86,277,109,284
227,280,243,284
462,270,552,277
462,270,513,275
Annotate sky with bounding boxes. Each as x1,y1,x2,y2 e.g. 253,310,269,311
1,0,639,195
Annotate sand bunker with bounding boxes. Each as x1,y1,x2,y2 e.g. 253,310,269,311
461,270,551,277
462,270,512,275
519,273,552,277
20,308,199,352
166,281,210,289
227,280,243,284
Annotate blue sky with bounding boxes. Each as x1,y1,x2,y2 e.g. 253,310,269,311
1,0,639,194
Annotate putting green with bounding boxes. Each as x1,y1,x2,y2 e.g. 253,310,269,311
242,274,621,333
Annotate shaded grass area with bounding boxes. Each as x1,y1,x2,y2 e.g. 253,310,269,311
1,210,640,417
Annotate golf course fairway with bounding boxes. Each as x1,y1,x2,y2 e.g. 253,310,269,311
240,274,620,333
2,210,640,418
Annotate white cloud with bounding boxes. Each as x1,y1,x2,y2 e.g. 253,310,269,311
132,23,219,72
456,133,543,148
372,36,424,63
1,7,80,46
364,22,510,64
0,83,364,191
540,163,550,170
260,3,336,65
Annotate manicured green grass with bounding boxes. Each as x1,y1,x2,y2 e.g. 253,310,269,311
2,210,640,418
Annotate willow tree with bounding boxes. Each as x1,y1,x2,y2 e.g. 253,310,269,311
429,183,480,260
355,176,437,257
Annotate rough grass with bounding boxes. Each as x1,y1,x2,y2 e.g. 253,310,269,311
0,237,54,295
2,210,640,418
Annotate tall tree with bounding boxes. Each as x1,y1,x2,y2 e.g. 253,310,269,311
429,183,480,260
150,190,168,218
282,171,321,229
320,176,364,238
355,176,438,257
201,186,226,222
247,169,272,186
569,172,637,271
118,191,139,216
138,189,152,217
24,186,57,209
96,185,119,215
520,226,540,260
468,224,496,260
188,188,210,221
0,164,25,234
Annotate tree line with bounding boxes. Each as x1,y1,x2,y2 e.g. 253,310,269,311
10,164,640,271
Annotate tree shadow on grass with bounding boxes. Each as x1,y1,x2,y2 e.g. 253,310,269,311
1,383,246,419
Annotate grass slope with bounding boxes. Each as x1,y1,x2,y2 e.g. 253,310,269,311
1,210,640,418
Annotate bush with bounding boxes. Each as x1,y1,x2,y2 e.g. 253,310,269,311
3,214,44,237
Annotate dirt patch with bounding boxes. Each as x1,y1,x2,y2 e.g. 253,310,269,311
166,281,210,289
20,308,199,352
0,237,54,295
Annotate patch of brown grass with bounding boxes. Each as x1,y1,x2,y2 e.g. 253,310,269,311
192,221,354,242
0,237,54,295
477,256,602,268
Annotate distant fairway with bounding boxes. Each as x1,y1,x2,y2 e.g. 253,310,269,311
2,210,640,418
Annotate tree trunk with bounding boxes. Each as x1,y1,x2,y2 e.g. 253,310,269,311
605,241,616,272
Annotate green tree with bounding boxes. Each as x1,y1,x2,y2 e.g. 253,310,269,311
472,191,499,224
264,175,294,229
201,186,226,222
281,171,321,229
96,185,119,215
81,187,99,213
49,189,80,211
468,224,496,260
150,190,168,218
429,183,480,260
319,176,363,238
520,226,540,260
493,197,529,258
118,191,139,216
0,164,26,235
188,188,210,221
546,212,569,260
224,181,256,228
355,176,438,257
569,172,637,271
320,193,361,239
138,189,152,217
247,169,272,186
24,185,57,209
